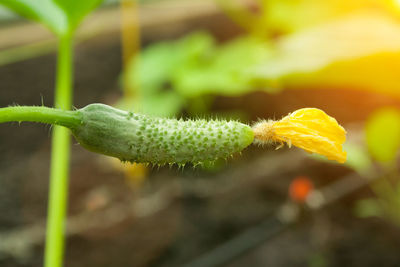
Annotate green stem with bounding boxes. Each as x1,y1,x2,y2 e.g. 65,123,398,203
0,106,81,128
45,34,73,267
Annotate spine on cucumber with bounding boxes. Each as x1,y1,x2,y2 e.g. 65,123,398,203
72,104,254,165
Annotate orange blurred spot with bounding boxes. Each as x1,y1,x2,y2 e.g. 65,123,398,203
289,176,314,203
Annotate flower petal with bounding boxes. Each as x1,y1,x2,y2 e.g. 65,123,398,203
274,108,347,163
253,108,347,163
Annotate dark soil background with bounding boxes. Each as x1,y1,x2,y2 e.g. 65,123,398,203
1,5,400,267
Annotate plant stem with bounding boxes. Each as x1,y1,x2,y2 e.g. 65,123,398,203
0,106,81,128
45,34,73,267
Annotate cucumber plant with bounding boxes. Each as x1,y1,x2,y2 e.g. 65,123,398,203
0,1,103,267
0,103,347,165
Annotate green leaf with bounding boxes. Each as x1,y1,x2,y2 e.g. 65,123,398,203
0,0,68,34
125,32,275,116
127,32,215,96
54,0,103,34
366,108,400,163
125,32,215,116
174,36,274,97
133,91,186,117
0,0,103,36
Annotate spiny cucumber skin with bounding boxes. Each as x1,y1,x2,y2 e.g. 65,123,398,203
71,104,254,165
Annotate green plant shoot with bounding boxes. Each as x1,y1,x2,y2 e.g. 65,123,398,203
0,1,103,267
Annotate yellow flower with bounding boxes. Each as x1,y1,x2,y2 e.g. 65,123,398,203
253,108,347,163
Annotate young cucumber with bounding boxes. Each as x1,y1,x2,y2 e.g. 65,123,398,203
71,104,254,165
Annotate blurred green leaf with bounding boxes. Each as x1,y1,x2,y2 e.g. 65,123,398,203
343,142,372,174
135,91,185,117
126,32,274,116
117,90,186,118
366,108,400,163
359,177,400,225
0,0,68,34
174,37,274,97
128,32,215,96
355,198,383,218
125,32,215,116
126,7,400,117
0,0,103,36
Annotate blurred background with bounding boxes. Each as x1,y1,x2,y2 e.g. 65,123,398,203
2,0,400,266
